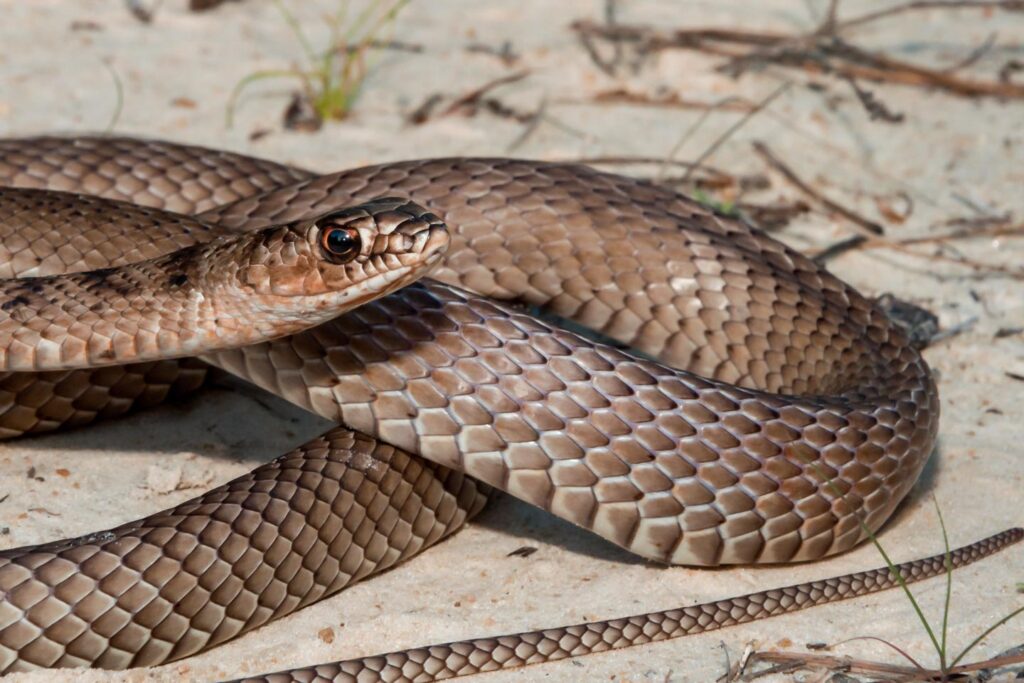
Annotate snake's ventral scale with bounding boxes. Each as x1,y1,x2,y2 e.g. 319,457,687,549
0,136,1016,681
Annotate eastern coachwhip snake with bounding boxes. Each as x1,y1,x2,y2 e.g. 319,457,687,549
0,136,1017,680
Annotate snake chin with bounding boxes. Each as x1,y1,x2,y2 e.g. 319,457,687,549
256,256,436,329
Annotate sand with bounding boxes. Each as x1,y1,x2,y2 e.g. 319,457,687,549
0,1,1022,681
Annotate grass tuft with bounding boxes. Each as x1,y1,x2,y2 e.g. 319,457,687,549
227,0,410,130
801,457,1022,678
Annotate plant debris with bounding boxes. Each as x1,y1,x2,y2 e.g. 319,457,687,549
570,2,1024,100
407,70,532,125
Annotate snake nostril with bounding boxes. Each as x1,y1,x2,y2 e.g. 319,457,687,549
425,226,449,254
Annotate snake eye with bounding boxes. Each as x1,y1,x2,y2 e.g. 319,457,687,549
319,225,362,263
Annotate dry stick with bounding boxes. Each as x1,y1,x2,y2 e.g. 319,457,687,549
744,649,1024,680
753,107,945,211
814,237,1024,279
752,141,884,236
570,21,1024,99
817,0,842,34
437,69,532,118
769,44,1024,98
843,76,905,123
886,242,1024,279
574,0,624,76
862,222,1023,248
603,0,623,71
812,221,1024,274
556,89,757,112
570,20,784,50
679,84,792,185
811,235,868,263
742,652,922,679
834,0,1024,32
506,95,551,152
658,96,750,183
408,71,535,126
718,35,1024,98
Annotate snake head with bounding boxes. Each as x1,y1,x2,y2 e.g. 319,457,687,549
240,197,450,312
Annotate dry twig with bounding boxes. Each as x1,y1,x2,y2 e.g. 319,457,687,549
752,141,884,236
680,84,791,184
570,11,1024,99
739,648,1024,681
407,70,531,124
560,89,757,112
833,1,1024,32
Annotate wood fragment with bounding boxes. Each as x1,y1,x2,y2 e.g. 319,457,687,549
753,141,884,236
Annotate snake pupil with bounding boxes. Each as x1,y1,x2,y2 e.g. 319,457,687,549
320,225,361,263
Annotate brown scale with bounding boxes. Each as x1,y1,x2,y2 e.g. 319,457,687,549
0,136,963,677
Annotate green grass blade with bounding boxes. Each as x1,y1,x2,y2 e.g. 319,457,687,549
802,459,946,664
933,496,952,672
361,0,412,41
102,62,124,132
273,0,319,66
856,517,946,663
342,0,383,42
949,604,1024,669
228,0,411,128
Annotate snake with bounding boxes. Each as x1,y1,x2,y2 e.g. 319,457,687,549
0,135,1017,681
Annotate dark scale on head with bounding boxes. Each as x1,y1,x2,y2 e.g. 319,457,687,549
169,273,188,288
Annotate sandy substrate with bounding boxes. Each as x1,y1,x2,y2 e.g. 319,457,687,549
0,1,1023,681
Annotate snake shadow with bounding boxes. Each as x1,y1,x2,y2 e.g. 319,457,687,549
14,367,947,570
875,436,943,532
471,438,946,569
11,373,330,465
472,493,650,566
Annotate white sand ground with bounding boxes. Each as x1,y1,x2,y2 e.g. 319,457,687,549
0,1,1022,681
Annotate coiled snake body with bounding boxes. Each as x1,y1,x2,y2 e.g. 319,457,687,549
0,136,1016,681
